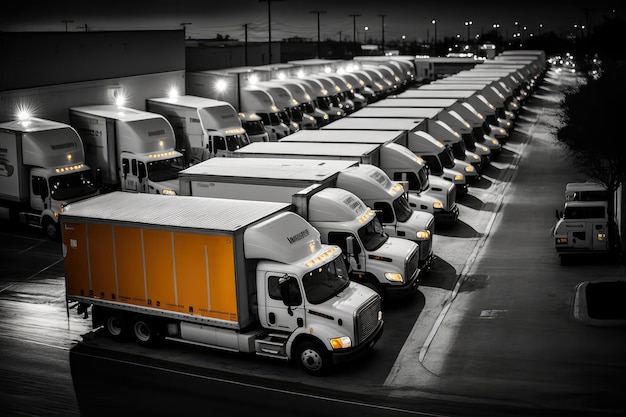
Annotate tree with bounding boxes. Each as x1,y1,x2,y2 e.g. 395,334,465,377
556,61,626,257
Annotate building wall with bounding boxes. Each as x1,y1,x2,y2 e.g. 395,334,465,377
0,30,185,91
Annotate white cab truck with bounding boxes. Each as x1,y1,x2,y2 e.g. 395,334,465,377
294,77,346,122
146,95,250,166
323,73,368,111
565,182,608,202
0,117,99,240
277,129,459,225
338,103,478,187
323,116,483,175
178,161,421,300
553,200,610,265
240,87,290,141
62,192,384,375
309,74,356,114
179,157,435,272
274,79,330,127
315,119,474,192
238,112,270,143
256,81,318,130
69,105,184,195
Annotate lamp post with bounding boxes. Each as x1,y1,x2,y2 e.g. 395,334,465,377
464,20,472,46
310,10,326,58
492,23,500,49
431,19,438,56
61,19,74,32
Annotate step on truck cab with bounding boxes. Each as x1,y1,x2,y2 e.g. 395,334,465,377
179,157,434,274
69,105,184,195
0,117,99,240
62,192,384,376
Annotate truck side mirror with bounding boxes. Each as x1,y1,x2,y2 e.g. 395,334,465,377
279,275,301,315
346,235,355,256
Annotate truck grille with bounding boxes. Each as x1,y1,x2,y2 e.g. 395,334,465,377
405,248,420,281
355,296,381,344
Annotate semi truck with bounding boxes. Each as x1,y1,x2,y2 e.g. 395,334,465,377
255,81,318,130
238,112,270,143
0,117,99,240
322,116,483,174
272,79,330,127
177,159,422,300
179,157,435,272
145,95,250,165
69,105,184,195
324,109,478,188
277,130,459,225
62,192,384,375
240,87,291,141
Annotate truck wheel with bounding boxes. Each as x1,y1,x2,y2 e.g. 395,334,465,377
130,315,161,346
295,340,331,376
43,219,60,241
104,312,127,341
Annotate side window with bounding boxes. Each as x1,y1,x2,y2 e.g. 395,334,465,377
268,275,302,306
215,136,227,151
328,232,360,255
131,159,138,176
393,172,419,190
31,176,41,196
373,202,394,224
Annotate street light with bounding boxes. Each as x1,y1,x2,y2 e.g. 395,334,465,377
492,23,500,48
432,19,438,56
464,20,473,46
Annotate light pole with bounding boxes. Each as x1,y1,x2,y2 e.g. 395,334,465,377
364,26,369,44
310,10,326,58
378,14,386,54
431,19,438,56
349,14,361,43
61,19,74,32
492,23,500,49
464,20,472,47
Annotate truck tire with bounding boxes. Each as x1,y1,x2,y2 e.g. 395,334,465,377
130,315,161,346
43,218,60,241
104,311,127,341
295,340,331,376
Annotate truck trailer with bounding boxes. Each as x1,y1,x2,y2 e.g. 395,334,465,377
69,105,184,195
179,157,435,272
0,117,99,240
62,192,384,375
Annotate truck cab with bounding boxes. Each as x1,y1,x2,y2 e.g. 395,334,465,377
554,200,609,264
240,88,290,141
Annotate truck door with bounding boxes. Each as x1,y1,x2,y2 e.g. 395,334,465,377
264,273,305,331
120,155,138,192
569,223,592,250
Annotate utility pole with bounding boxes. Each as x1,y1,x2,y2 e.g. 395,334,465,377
243,23,249,66
378,14,386,54
310,10,326,58
61,20,74,32
260,0,284,64
349,14,361,43
180,22,191,40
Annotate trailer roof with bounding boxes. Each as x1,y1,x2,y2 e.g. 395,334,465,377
180,157,358,181
236,141,380,157
349,107,441,119
147,95,233,109
396,90,476,99
0,117,73,133
368,98,458,108
283,129,405,144
61,192,290,232
69,105,164,122
321,117,424,132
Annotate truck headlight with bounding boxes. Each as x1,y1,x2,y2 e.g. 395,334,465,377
597,233,606,241
416,230,431,240
330,336,352,349
433,201,444,210
465,165,475,173
555,237,568,244
162,189,177,195
384,272,404,283
454,173,465,181
490,139,500,146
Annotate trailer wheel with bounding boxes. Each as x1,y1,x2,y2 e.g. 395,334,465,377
104,312,127,341
130,315,161,346
43,218,60,241
295,340,331,376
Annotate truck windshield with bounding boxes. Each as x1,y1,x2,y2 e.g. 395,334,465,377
422,155,443,175
242,120,266,136
393,194,414,223
49,170,97,200
358,217,389,251
302,256,350,304
301,102,316,114
226,134,250,150
147,156,185,182
438,148,456,169
289,106,304,122
451,141,467,159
